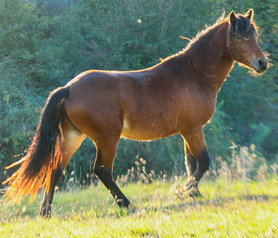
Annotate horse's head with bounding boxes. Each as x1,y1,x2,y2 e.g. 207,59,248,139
227,9,269,74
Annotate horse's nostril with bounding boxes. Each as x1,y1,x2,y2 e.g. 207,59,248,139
259,58,266,66
258,58,267,70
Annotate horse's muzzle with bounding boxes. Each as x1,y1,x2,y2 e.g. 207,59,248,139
252,57,268,73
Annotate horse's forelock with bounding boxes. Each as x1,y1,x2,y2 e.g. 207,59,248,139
234,15,257,37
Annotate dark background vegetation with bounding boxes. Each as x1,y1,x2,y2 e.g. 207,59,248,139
0,0,277,187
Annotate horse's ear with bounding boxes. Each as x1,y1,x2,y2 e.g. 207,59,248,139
246,9,254,21
229,11,237,25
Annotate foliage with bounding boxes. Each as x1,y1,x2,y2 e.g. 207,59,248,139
0,0,277,186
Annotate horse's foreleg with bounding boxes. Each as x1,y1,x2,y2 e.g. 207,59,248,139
180,129,210,198
184,143,197,178
93,137,130,208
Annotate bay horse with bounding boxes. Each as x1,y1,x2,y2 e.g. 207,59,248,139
3,9,268,217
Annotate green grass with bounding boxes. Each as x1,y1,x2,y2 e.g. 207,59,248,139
1,178,278,237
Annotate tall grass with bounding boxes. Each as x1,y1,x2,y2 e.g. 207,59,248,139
116,144,278,187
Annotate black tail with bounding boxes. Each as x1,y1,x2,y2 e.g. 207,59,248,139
3,87,69,203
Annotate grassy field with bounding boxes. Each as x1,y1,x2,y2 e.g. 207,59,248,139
0,177,278,237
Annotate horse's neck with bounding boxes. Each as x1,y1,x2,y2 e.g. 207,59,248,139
185,22,234,92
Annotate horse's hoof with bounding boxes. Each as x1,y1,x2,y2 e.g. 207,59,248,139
117,198,131,209
176,177,202,199
186,185,203,199
39,206,52,218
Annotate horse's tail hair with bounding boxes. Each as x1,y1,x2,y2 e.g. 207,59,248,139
3,87,69,203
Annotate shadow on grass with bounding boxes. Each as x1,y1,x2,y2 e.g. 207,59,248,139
109,192,278,219
145,193,278,213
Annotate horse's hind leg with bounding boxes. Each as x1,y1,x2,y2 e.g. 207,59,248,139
39,168,63,217
40,118,86,217
93,136,130,208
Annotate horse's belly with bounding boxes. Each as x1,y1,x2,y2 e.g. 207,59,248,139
120,118,177,141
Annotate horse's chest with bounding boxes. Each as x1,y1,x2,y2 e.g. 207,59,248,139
199,101,216,125
179,91,216,128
